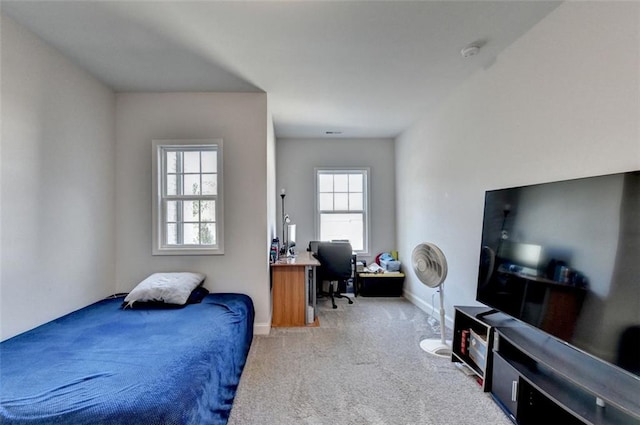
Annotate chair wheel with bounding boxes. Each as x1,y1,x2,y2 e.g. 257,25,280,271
332,304,338,309
348,299,353,304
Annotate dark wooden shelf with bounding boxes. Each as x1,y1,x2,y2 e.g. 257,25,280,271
453,306,640,425
451,306,516,391
497,326,640,419
494,327,640,425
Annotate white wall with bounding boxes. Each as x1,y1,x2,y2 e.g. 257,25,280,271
276,138,396,264
114,92,272,334
1,15,116,340
395,2,640,323
266,98,277,320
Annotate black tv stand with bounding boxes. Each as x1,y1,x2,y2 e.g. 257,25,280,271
475,308,499,319
452,306,640,425
451,306,516,391
491,326,640,425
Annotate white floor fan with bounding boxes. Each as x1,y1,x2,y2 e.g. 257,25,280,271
412,243,452,358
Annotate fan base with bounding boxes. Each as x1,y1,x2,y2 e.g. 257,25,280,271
419,339,452,358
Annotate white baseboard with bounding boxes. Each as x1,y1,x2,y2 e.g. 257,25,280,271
403,289,454,331
254,322,271,335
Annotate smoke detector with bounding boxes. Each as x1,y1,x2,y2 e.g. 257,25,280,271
460,43,481,58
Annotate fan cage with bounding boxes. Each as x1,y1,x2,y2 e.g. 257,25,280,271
411,243,447,288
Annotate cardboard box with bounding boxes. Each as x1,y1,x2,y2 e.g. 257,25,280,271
468,329,488,370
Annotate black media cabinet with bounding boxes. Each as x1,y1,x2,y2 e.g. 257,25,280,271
452,306,640,425
451,306,515,391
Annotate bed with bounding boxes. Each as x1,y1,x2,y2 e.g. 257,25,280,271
0,292,254,425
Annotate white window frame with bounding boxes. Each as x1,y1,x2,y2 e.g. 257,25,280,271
152,139,224,256
314,167,370,255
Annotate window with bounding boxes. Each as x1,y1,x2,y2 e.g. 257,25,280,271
152,139,224,255
315,168,369,253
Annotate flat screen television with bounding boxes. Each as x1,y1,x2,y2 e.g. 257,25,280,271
476,170,639,378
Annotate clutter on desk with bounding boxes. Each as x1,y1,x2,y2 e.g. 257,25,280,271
364,262,385,273
270,238,280,263
378,252,402,272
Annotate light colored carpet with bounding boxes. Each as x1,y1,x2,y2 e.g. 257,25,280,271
228,296,511,425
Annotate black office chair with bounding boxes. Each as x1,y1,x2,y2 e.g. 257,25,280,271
315,241,354,309
307,240,322,254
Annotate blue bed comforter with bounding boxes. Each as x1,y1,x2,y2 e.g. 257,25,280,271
0,293,254,425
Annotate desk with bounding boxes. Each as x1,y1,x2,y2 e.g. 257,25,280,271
271,251,320,327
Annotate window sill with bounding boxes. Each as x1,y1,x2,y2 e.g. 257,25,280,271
152,247,224,256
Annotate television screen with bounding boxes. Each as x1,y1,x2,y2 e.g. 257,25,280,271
476,171,639,377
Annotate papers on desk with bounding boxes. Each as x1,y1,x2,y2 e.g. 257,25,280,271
364,263,385,273
362,262,404,277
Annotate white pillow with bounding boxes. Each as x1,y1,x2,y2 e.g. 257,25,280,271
124,272,206,307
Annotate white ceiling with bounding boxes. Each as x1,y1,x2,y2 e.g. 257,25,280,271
2,1,561,138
